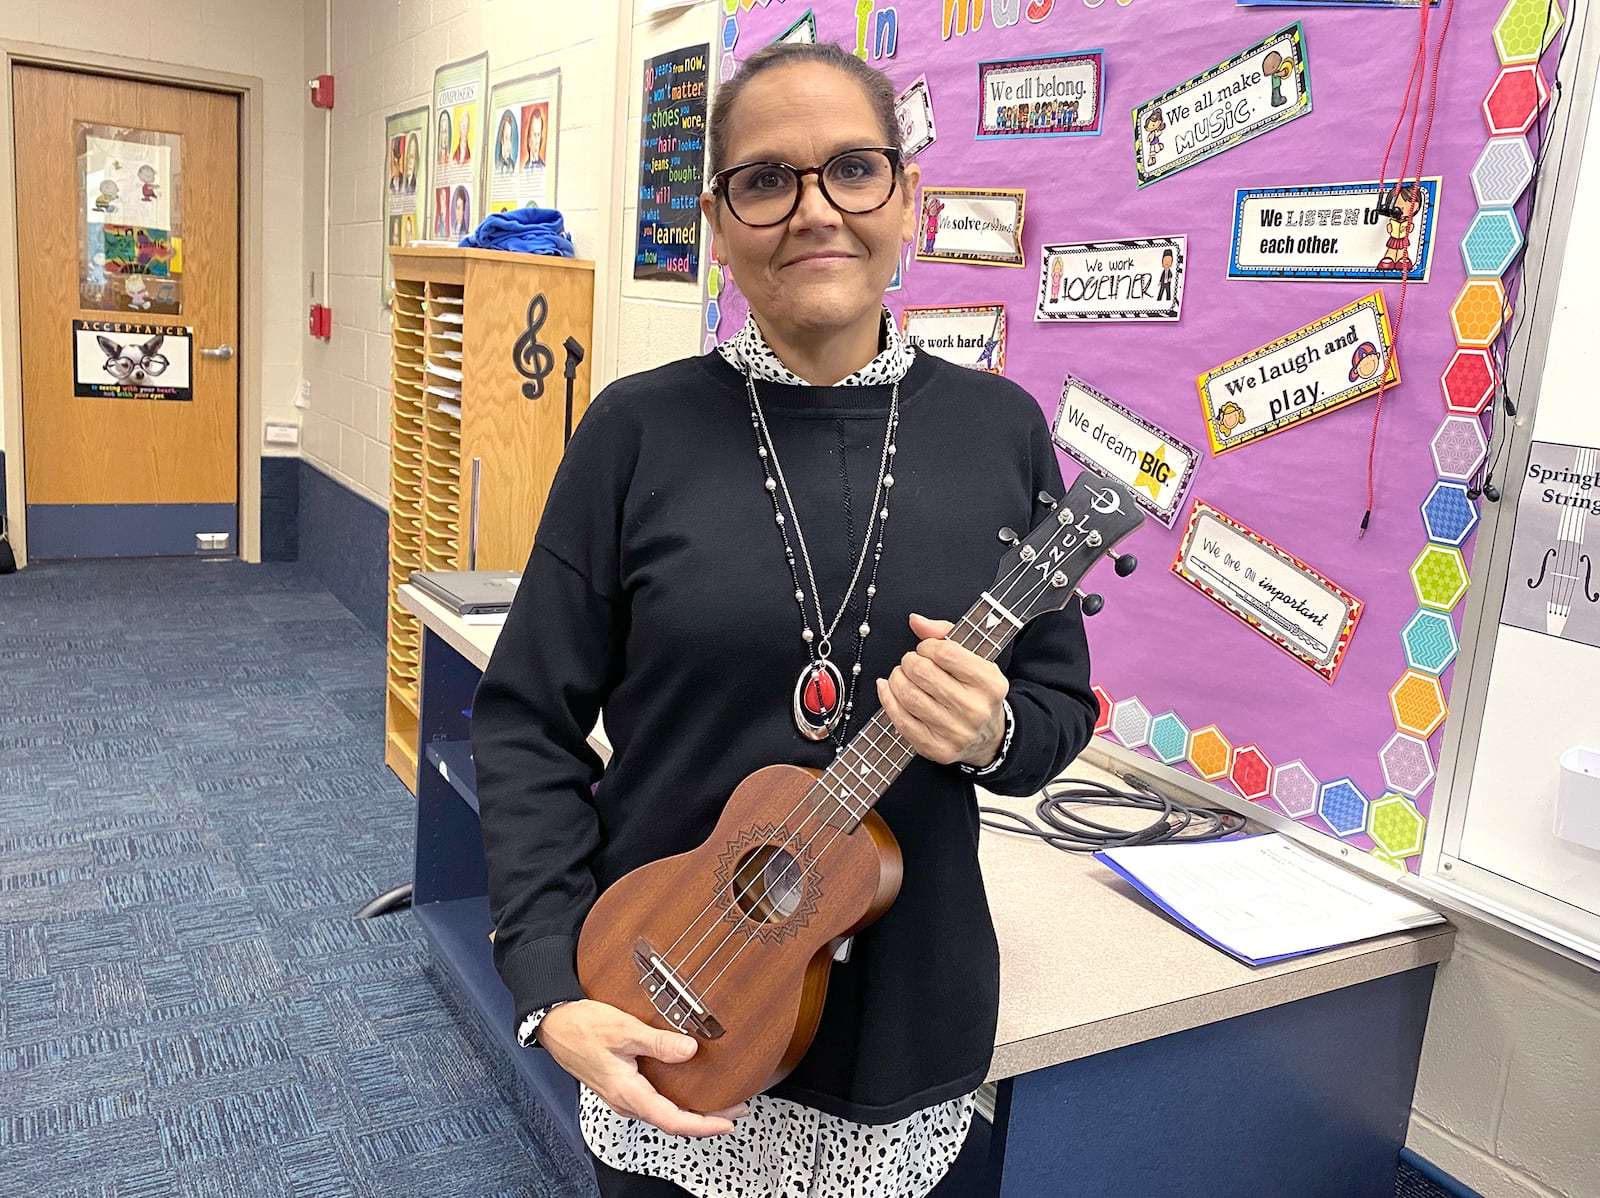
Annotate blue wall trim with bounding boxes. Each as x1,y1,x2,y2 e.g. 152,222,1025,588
1399,1149,1487,1198
297,459,387,638
26,503,237,559
260,456,300,562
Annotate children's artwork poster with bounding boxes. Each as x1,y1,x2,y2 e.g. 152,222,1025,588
896,76,937,157
431,53,489,241
901,304,1006,373
977,51,1103,139
915,187,1026,267
1501,442,1600,650
1052,375,1200,527
486,70,561,217
71,320,192,402
383,106,428,306
83,133,173,230
1172,500,1363,682
635,44,709,283
1132,23,1311,188
1197,291,1399,455
79,125,182,315
1037,236,1185,322
1230,179,1440,281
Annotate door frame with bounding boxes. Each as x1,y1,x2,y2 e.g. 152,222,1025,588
0,42,265,565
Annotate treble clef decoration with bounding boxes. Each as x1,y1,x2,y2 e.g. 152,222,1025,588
1526,447,1600,637
513,293,556,399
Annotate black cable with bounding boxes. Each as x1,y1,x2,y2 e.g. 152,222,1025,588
979,773,1249,854
355,882,414,918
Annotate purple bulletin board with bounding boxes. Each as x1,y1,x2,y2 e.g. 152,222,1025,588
706,1,1551,872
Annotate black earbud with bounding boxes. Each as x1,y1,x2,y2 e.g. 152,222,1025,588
1484,482,1502,503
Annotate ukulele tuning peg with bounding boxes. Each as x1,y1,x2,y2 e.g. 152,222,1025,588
1113,553,1138,578
1079,592,1105,617
997,526,1020,546
1036,491,1059,510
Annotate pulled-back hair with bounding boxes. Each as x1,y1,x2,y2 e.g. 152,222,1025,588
706,43,903,178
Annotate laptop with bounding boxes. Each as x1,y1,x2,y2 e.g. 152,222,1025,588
409,570,521,615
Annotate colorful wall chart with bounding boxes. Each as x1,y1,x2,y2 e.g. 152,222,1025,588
486,70,561,216
707,0,1547,874
383,106,429,305
431,53,488,241
636,44,710,282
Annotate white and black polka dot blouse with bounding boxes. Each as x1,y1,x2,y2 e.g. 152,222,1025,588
580,310,976,1198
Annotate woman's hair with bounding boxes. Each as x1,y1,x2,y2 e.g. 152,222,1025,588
707,42,901,177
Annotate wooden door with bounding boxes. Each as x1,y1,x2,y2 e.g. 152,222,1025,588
14,65,239,559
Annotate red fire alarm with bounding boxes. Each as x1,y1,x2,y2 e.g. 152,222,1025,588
309,75,335,109
309,303,332,339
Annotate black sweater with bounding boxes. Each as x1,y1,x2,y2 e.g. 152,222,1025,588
471,349,1097,1124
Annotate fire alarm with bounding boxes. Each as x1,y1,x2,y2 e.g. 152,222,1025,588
309,303,332,339
309,75,335,109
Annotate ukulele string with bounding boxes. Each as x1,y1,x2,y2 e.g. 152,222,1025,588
676,561,1067,1001
652,548,1045,980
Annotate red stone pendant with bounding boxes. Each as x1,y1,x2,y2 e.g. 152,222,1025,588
793,659,846,741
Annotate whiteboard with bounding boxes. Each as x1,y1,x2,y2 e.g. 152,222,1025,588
1423,10,1600,967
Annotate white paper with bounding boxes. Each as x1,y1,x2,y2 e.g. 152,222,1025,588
1098,835,1442,964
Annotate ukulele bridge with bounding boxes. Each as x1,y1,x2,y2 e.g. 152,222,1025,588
633,939,725,1040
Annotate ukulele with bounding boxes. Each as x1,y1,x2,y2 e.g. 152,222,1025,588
576,472,1145,1113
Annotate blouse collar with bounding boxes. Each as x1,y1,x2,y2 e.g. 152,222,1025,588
718,308,915,387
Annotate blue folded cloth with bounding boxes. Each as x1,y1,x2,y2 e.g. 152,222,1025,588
458,206,576,257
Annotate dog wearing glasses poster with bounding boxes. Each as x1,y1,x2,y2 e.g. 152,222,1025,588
71,320,193,402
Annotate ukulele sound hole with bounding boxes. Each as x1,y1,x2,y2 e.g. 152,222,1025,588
730,846,804,924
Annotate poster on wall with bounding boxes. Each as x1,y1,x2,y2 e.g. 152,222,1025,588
1132,23,1311,188
1196,291,1399,455
486,70,561,216
635,44,709,282
1502,442,1600,649
1052,375,1199,527
977,51,1103,139
72,320,192,402
79,124,183,315
915,187,1026,267
1037,236,1185,321
1171,500,1363,682
383,106,428,306
431,53,489,241
901,304,1006,373
1230,179,1440,281
896,76,937,156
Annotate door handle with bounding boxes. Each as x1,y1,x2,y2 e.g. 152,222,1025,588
200,343,235,360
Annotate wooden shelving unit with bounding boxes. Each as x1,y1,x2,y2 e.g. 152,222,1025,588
384,247,596,792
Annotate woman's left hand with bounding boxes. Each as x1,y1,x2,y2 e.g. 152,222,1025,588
876,613,1008,768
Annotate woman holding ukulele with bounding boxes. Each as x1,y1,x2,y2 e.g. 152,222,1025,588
472,42,1097,1198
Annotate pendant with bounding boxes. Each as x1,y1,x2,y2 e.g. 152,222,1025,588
793,658,846,741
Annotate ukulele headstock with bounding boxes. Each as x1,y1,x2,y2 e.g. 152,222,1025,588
991,474,1144,623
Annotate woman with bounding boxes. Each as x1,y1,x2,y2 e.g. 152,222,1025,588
473,42,1096,1198
452,186,471,238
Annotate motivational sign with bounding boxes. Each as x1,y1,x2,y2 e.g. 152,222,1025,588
635,44,708,282
1052,375,1199,527
901,304,1006,373
896,76,937,157
1502,442,1600,649
72,320,192,402
1133,24,1311,188
1231,179,1440,281
977,51,1103,138
1197,291,1399,455
916,187,1026,267
1172,501,1363,682
1037,235,1185,322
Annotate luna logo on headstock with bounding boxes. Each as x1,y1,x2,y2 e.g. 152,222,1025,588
513,293,556,399
993,473,1144,623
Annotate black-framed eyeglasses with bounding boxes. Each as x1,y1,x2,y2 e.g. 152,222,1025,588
711,146,901,228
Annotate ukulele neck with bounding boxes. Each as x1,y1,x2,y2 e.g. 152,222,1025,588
814,591,1021,832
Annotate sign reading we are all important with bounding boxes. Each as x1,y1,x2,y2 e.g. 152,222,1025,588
1196,291,1399,455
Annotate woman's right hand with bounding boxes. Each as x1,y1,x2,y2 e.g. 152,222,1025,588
537,1000,747,1137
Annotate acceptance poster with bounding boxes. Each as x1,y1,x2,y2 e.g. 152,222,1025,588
383,106,428,305
72,320,192,402
486,70,561,216
431,53,488,241
635,44,709,282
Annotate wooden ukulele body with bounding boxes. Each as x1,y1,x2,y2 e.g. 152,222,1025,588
576,763,903,1113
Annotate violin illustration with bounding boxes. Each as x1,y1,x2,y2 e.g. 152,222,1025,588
1527,447,1600,637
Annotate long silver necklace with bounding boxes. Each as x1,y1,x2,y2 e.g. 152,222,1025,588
744,371,899,746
